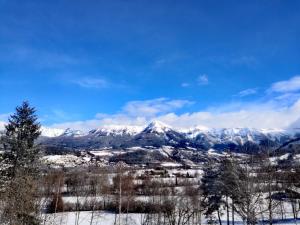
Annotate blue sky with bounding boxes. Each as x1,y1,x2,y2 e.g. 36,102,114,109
1,0,300,130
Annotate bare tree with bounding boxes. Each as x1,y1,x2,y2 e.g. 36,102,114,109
201,160,223,225
113,162,126,225
233,156,264,225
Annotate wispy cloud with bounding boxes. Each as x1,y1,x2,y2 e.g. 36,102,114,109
269,75,300,93
206,55,258,68
157,100,300,130
51,97,300,131
50,98,194,131
181,74,208,88
197,74,208,85
51,109,72,121
51,116,147,131
154,58,168,67
73,77,109,89
40,109,80,125
49,76,300,131
181,82,190,88
230,56,258,67
123,98,194,117
153,53,186,68
0,45,82,69
236,88,257,97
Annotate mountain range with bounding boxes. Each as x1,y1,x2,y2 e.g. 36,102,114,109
39,121,296,153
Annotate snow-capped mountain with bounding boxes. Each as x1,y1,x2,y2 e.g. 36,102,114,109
1,126,64,138
142,121,172,134
39,120,296,152
61,128,86,137
40,127,65,138
89,125,143,136
188,127,290,146
125,121,187,148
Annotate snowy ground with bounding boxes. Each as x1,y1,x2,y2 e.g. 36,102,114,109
43,211,146,225
43,211,300,225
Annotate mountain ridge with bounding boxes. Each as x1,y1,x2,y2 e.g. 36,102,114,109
38,121,296,152
40,120,292,138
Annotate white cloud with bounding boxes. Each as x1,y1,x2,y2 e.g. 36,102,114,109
269,75,300,93
49,94,300,131
50,98,193,131
51,99,300,131
73,77,109,89
47,76,300,131
197,74,208,85
122,98,193,117
51,116,148,132
0,121,5,130
157,100,300,130
237,88,257,97
181,75,208,88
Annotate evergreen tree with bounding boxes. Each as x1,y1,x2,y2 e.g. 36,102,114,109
0,101,41,225
3,101,41,176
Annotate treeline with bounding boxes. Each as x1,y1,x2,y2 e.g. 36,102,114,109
42,155,300,225
201,154,300,225
42,166,202,225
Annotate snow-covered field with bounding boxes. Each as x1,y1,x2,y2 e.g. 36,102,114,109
43,211,300,225
43,211,144,225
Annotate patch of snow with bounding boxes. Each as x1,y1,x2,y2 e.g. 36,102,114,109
90,151,113,157
207,149,224,157
278,153,290,160
41,127,65,137
161,162,182,167
61,128,86,137
42,154,92,167
160,146,174,156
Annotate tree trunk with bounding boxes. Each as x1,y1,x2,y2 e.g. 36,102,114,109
232,201,234,225
217,209,222,225
226,195,229,225
119,173,122,225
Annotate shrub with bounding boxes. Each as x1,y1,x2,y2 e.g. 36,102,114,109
47,193,64,213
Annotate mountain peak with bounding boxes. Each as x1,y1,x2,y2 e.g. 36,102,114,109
90,125,143,136
41,126,65,137
62,128,85,137
143,120,171,134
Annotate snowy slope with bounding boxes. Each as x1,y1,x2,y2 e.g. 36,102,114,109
60,128,86,137
89,125,143,136
35,121,297,151
40,127,65,137
142,121,172,134
186,127,290,145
